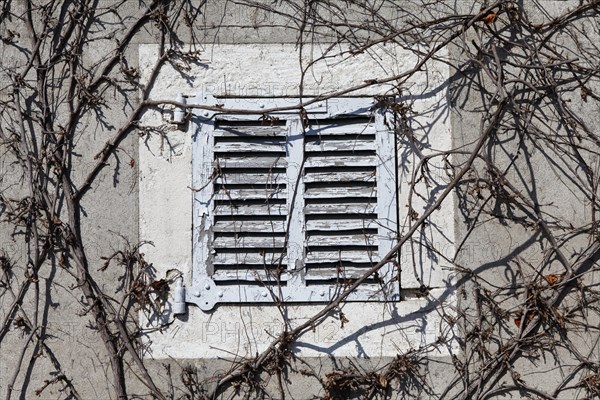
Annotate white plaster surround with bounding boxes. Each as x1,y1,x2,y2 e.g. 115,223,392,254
139,43,457,359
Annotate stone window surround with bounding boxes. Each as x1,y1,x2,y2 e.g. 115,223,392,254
138,43,456,359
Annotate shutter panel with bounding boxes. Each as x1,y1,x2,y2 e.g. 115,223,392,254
303,118,382,282
210,121,289,284
189,96,399,310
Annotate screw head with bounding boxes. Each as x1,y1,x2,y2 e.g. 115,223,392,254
320,291,325,297
259,103,265,109
218,291,223,298
203,111,209,117
205,284,211,290
261,291,268,297
194,291,201,297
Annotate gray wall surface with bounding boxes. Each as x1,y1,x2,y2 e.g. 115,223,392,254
1,1,599,399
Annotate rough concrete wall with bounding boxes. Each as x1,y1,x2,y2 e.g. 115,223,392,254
448,2,600,398
1,0,599,399
0,9,141,400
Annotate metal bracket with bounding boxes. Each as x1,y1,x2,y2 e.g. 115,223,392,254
194,93,218,120
184,278,219,311
176,277,400,312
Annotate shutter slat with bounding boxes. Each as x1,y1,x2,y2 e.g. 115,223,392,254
214,126,287,137
215,203,286,216
214,235,286,248
306,218,378,231
214,252,287,265
214,141,286,152
215,173,286,185
305,123,376,135
305,155,377,168
304,267,376,280
304,186,376,199
304,170,375,183
306,250,375,263
305,139,376,152
306,234,378,247
212,270,288,281
213,219,286,232
215,156,287,169
214,187,286,201
305,202,376,214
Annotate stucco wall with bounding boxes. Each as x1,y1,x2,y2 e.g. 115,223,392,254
1,1,598,399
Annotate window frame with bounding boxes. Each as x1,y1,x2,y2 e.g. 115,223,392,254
184,94,400,311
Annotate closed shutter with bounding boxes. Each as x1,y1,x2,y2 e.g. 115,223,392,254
211,121,289,284
189,96,399,311
304,118,381,283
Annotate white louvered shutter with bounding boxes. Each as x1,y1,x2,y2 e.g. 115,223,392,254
189,96,399,311
211,121,289,284
303,117,381,283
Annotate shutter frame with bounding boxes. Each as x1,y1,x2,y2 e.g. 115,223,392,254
187,95,400,311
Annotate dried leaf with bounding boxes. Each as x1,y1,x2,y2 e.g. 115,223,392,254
546,274,559,285
514,310,523,328
483,12,496,25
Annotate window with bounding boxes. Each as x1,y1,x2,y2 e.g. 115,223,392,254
140,44,454,357
182,95,399,311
